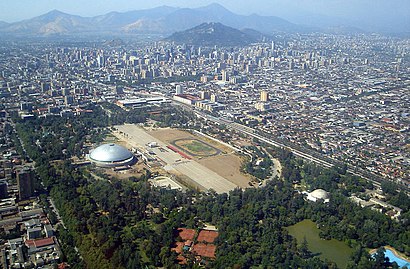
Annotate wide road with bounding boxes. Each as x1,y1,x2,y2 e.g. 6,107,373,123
114,124,237,194
189,109,409,193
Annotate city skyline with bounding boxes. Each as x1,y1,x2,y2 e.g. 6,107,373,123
0,6,409,267
0,0,409,33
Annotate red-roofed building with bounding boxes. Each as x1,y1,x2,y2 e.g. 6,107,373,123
176,255,187,265
192,243,216,259
58,263,70,269
197,230,218,244
25,237,55,248
177,228,196,241
172,228,218,264
171,242,184,254
35,108,49,115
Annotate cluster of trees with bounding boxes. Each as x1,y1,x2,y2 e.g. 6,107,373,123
14,105,108,161
243,145,273,180
271,148,410,258
101,102,147,125
347,246,405,269
14,106,410,268
381,181,410,212
149,106,195,128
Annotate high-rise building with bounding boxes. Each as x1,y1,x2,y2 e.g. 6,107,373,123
0,180,7,199
200,91,210,100
175,85,183,95
41,82,50,92
20,102,32,111
64,95,74,106
115,86,124,95
289,60,295,70
17,169,35,200
210,94,218,103
260,91,269,102
97,55,105,67
62,88,71,96
221,70,228,82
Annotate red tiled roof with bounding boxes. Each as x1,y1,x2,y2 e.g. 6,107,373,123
176,255,187,264
177,228,196,241
197,230,218,243
58,263,69,269
192,243,216,258
25,237,54,248
171,242,184,254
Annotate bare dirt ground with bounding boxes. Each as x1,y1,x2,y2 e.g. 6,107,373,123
198,154,250,188
272,159,282,178
149,128,252,188
149,128,194,143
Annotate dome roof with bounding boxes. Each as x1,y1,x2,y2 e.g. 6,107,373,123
89,144,133,163
310,189,329,200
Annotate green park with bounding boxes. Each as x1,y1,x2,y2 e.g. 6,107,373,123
287,219,353,268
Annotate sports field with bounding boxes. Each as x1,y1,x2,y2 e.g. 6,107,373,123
173,138,220,157
149,128,251,188
114,125,246,193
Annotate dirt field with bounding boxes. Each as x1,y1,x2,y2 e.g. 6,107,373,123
149,128,231,154
198,154,250,188
150,128,195,143
148,128,252,188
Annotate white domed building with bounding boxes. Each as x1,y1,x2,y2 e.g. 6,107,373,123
88,144,135,168
305,189,330,203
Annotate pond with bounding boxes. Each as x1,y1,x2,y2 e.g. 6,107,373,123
286,219,353,269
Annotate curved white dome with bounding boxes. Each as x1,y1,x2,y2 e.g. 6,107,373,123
89,144,134,166
310,189,329,200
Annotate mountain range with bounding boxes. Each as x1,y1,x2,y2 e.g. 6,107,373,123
0,3,311,37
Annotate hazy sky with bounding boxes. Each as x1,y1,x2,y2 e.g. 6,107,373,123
0,0,409,31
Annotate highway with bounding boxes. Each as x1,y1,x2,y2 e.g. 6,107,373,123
190,109,409,193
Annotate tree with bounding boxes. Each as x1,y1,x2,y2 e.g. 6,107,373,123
381,182,397,196
373,247,389,269
299,236,312,259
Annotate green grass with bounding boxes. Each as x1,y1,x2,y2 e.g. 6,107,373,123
173,138,220,156
185,141,214,153
286,219,353,268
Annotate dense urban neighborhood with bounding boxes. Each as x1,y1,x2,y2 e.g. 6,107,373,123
0,8,409,268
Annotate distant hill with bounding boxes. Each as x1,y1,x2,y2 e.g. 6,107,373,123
1,10,93,35
165,22,265,46
0,21,9,28
92,5,178,32
0,4,309,36
0,3,304,37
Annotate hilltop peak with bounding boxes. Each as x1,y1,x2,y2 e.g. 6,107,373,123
201,3,228,10
44,9,68,16
35,9,76,21
196,3,233,15
165,22,262,46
